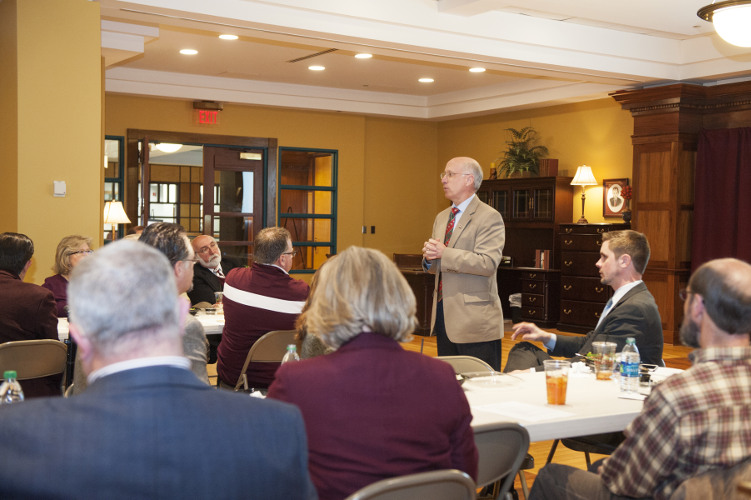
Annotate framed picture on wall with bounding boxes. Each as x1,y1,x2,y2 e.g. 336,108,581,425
603,178,629,216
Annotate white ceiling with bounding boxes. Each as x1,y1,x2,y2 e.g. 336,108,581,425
98,0,751,120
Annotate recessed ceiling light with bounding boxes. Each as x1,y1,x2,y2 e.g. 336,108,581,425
355,53,373,59
418,77,434,83
469,67,486,73
179,49,198,55
308,65,325,71
219,34,238,40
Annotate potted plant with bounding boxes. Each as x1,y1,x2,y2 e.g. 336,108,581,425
495,126,549,178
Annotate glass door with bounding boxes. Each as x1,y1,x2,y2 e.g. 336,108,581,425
203,146,265,265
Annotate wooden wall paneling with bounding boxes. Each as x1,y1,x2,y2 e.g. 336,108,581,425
612,81,751,344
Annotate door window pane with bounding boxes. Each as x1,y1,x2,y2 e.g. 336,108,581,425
214,170,254,213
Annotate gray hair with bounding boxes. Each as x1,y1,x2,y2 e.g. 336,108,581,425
253,227,291,264
689,258,751,335
301,246,417,349
451,157,484,191
68,240,181,357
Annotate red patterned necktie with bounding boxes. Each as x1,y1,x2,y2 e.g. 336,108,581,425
438,207,460,301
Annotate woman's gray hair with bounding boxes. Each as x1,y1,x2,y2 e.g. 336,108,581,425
68,240,181,358
53,235,92,276
302,246,417,349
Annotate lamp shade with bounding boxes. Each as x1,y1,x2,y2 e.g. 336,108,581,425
103,201,131,225
698,1,751,47
570,165,597,186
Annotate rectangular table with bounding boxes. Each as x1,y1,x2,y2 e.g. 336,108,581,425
464,371,644,442
58,313,226,340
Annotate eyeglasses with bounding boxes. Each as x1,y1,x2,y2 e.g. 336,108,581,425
197,241,218,254
283,251,297,257
182,258,201,266
69,250,93,256
679,287,693,301
440,171,471,180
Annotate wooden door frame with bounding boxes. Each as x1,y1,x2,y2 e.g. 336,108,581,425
126,129,278,228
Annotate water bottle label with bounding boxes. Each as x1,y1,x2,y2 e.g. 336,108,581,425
622,361,639,378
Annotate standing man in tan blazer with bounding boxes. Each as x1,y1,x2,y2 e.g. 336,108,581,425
422,157,506,369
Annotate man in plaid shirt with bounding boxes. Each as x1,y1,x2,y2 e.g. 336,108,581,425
530,257,751,500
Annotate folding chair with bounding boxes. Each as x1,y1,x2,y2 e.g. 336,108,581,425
0,339,68,396
345,469,476,500
474,422,531,500
233,330,297,391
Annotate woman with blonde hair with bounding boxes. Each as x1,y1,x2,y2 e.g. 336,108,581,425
42,235,93,317
267,246,477,500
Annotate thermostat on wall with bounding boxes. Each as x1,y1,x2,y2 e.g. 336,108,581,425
53,181,66,197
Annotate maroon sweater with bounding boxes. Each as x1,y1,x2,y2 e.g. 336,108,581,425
216,263,309,388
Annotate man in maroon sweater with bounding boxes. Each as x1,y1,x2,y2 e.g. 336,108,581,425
0,232,60,397
217,227,309,390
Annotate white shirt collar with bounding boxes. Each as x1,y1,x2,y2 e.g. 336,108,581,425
87,356,191,384
453,193,475,213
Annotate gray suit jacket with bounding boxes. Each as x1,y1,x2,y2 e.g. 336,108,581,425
423,195,505,343
0,366,317,499
553,281,664,365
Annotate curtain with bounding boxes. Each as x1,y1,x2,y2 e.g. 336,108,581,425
691,127,751,270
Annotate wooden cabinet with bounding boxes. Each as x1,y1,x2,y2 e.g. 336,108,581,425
478,176,573,268
393,254,434,336
519,268,560,327
557,223,629,333
479,176,572,325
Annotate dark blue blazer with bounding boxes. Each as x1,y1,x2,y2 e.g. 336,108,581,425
0,366,317,499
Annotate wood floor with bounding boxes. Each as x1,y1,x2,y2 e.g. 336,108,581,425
401,324,693,497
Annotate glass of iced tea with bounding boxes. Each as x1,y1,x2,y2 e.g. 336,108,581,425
543,360,570,405
592,341,617,381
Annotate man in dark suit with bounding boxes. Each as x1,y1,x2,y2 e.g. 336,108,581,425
422,156,506,370
504,230,663,371
0,232,60,398
0,240,316,499
187,234,240,306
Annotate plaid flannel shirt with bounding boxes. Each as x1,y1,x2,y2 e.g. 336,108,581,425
600,346,751,499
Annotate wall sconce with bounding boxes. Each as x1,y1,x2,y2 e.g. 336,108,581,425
103,201,131,240
570,165,598,224
698,1,751,47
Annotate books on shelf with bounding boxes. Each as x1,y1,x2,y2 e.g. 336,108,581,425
535,249,551,269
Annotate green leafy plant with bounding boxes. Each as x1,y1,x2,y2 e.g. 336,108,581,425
496,126,549,178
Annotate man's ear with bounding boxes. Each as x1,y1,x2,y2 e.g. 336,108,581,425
689,293,705,324
70,323,93,368
619,253,632,269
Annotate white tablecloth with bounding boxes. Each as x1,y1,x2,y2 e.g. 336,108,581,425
465,371,645,442
57,313,226,340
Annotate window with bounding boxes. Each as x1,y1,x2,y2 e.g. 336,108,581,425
278,148,337,273
104,136,125,239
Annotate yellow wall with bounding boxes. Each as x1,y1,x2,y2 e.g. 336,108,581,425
0,0,20,232
437,99,634,224
105,95,439,259
2,0,102,284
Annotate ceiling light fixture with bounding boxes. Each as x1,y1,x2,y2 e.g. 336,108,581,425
179,49,198,55
154,143,183,153
418,77,434,83
218,34,238,40
355,53,373,59
698,0,751,47
469,67,486,73
308,65,325,71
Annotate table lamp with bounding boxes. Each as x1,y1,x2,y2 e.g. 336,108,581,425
570,165,597,224
103,201,131,240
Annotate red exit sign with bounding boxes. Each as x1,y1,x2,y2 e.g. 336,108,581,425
195,109,220,125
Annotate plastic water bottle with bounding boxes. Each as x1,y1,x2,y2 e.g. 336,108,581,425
281,344,300,364
620,338,640,394
0,371,25,404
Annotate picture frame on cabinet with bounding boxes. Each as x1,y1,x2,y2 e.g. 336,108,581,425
603,178,629,216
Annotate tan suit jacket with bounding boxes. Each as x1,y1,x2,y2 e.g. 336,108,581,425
423,195,505,343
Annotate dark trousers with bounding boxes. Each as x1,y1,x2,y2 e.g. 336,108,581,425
434,300,502,371
502,341,552,372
